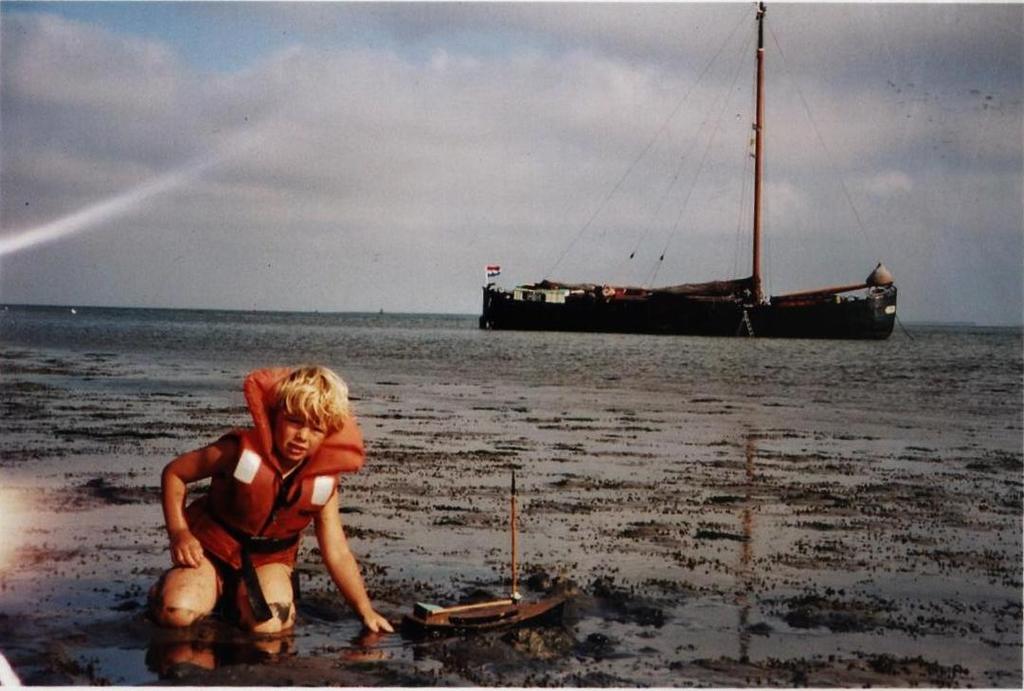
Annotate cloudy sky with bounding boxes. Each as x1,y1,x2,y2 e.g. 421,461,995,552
1,2,1020,324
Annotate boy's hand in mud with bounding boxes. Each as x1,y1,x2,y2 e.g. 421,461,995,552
361,609,394,634
169,529,205,568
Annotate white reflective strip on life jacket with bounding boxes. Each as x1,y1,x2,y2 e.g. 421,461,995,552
233,449,262,484
311,476,335,505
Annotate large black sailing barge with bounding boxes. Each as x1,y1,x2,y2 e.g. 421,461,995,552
481,4,896,340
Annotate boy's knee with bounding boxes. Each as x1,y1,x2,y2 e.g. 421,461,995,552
149,564,218,628
242,601,294,633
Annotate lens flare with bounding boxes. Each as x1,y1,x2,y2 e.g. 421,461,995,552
0,486,28,574
0,132,254,258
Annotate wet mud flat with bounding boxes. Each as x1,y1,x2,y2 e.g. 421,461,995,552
0,345,1021,686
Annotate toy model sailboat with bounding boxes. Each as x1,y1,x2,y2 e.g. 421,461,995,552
401,472,568,635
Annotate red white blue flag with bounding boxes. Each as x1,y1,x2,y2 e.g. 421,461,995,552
486,264,501,279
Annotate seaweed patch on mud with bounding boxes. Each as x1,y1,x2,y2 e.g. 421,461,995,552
71,477,162,507
617,520,683,545
775,593,889,633
16,643,114,685
584,576,673,628
676,652,971,688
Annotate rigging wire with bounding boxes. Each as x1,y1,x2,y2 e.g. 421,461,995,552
767,23,882,256
895,314,915,340
647,25,757,288
543,4,755,281
613,30,749,287
617,13,757,287
613,123,706,285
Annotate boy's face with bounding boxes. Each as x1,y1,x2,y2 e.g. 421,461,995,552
272,409,327,465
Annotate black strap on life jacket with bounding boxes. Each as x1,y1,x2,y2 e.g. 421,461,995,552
212,517,300,623
237,541,274,623
214,458,309,623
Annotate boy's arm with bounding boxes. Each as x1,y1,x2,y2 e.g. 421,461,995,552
161,437,237,568
314,492,394,633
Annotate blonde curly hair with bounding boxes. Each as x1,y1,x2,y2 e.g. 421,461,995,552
274,365,351,431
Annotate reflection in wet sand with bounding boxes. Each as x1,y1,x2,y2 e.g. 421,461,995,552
735,431,757,663
144,619,392,678
339,630,391,662
145,622,295,678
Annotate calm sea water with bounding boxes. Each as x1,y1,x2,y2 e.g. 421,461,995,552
1,304,1020,424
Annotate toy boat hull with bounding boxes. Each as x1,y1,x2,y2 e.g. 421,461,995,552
401,595,568,636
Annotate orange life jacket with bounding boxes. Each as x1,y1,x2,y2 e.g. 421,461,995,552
185,367,364,570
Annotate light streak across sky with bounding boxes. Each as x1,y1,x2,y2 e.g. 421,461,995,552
0,133,253,258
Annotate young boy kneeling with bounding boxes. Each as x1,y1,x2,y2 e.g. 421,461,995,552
150,366,392,634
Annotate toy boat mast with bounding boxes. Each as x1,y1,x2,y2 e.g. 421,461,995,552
510,470,521,602
401,468,568,635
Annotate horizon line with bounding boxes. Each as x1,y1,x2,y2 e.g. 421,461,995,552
1,302,1021,330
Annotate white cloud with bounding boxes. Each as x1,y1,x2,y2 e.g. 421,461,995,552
862,171,914,198
2,13,182,115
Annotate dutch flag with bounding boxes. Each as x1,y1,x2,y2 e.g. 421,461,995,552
485,264,501,279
